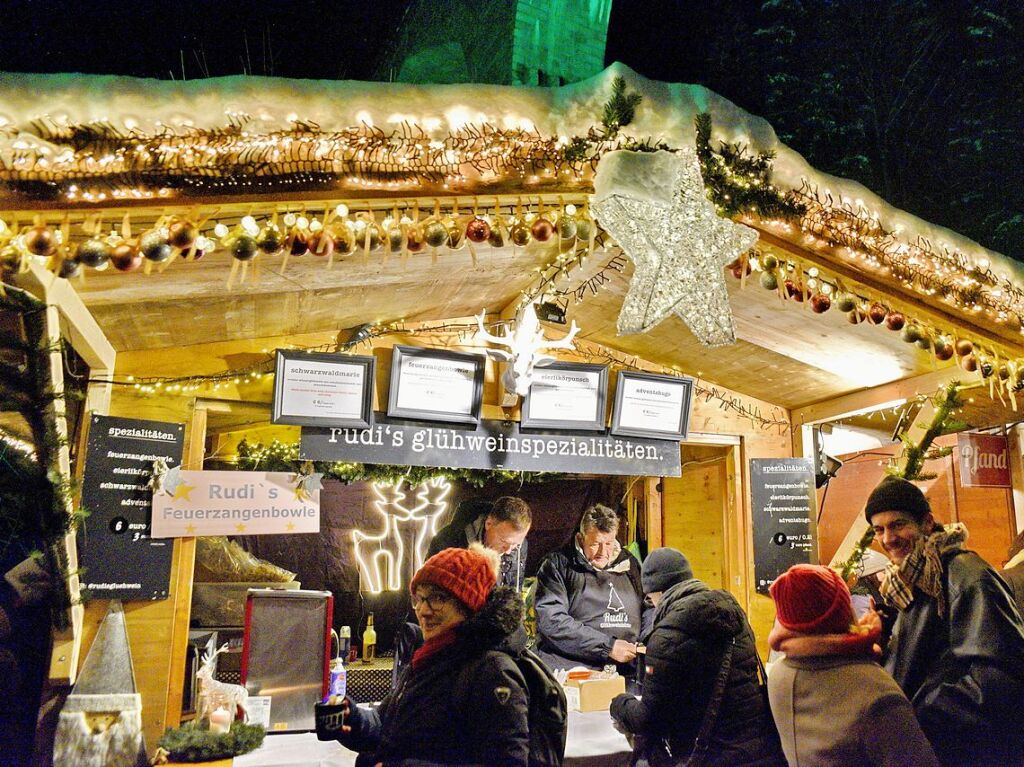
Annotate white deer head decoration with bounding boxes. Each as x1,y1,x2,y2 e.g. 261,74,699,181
476,304,580,403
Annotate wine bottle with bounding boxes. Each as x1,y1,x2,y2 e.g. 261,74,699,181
362,613,376,663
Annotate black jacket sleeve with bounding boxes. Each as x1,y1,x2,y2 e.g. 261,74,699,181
535,552,614,665
459,652,530,767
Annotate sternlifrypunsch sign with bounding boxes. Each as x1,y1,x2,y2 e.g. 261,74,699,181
300,413,681,476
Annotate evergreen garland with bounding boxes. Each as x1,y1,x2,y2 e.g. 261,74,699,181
601,76,643,137
838,381,965,582
157,721,266,762
234,438,559,488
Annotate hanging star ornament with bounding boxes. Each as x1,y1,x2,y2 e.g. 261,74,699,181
292,461,324,501
591,148,758,346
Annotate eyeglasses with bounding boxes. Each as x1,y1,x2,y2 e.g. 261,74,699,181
411,591,454,611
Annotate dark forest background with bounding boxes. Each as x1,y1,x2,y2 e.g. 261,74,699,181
2,0,1020,259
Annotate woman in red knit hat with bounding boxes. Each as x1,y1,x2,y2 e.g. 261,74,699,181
767,563,938,767
319,544,531,767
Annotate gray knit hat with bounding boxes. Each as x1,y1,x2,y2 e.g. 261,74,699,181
864,476,931,524
642,548,694,593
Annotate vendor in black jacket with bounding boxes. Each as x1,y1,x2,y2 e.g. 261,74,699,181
611,548,784,767
324,545,530,767
867,476,1024,767
535,504,646,673
428,496,531,591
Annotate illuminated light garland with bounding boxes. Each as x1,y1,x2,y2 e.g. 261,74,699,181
352,478,450,594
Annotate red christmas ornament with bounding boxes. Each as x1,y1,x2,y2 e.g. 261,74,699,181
307,231,334,257
934,339,954,361
784,280,804,302
868,303,888,324
466,218,491,243
885,312,905,331
962,354,979,372
111,243,141,272
24,225,58,256
955,339,974,357
530,218,554,242
286,230,309,256
727,258,752,278
810,293,832,313
406,226,425,253
168,220,198,249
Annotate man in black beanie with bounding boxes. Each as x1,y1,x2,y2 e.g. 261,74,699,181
866,476,1024,767
610,548,784,767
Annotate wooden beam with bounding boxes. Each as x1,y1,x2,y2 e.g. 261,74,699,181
792,365,966,427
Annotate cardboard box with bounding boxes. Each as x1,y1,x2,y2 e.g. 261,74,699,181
563,674,625,712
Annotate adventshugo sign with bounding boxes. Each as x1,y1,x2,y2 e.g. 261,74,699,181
300,413,682,476
150,471,320,538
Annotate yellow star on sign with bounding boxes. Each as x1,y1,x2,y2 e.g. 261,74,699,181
235,523,247,533
286,522,296,531
172,483,195,501
184,523,197,534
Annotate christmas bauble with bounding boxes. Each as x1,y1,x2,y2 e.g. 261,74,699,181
24,225,57,256
58,258,82,279
999,364,1010,380
728,259,752,278
168,220,198,249
962,354,978,372
901,324,922,344
575,218,594,242
466,218,491,243
140,230,173,262
308,231,334,257
1014,370,1024,392
979,358,994,377
934,337,954,361
424,221,448,248
0,245,22,273
229,234,258,261
835,293,857,313
847,309,865,324
334,227,355,256
761,253,779,270
111,243,142,272
916,336,931,351
256,226,285,255
488,227,505,248
446,221,464,249
885,312,905,331
511,224,531,247
75,238,111,268
955,339,974,357
406,225,425,253
530,218,554,242
286,230,309,256
557,216,577,240
810,293,831,313
785,280,804,302
386,226,403,252
868,303,888,324
759,271,778,291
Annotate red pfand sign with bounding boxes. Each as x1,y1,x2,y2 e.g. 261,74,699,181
957,432,1011,488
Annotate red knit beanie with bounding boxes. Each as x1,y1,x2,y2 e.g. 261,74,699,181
410,547,497,612
769,564,854,635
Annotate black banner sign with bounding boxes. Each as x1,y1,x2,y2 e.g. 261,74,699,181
300,413,681,476
78,414,185,600
750,458,818,595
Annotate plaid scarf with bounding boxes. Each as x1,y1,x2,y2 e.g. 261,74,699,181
879,523,968,618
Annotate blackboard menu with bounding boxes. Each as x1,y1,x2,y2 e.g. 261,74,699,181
78,414,184,600
750,458,818,595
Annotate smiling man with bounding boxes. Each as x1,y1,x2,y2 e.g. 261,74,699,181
866,476,1024,767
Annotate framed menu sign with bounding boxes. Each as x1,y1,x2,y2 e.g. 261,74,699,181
610,371,692,441
272,350,375,429
387,345,484,424
521,362,608,431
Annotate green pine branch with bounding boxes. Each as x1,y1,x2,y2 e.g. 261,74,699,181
601,76,643,137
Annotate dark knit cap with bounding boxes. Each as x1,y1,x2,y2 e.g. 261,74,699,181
864,476,931,524
642,548,694,593
770,564,854,635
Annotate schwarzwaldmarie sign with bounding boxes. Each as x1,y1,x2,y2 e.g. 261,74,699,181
300,413,681,476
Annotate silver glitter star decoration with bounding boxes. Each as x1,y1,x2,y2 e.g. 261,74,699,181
591,148,758,346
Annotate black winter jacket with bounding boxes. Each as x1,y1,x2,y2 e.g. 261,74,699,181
534,541,647,670
884,548,1024,767
338,587,531,767
428,500,529,591
610,579,785,767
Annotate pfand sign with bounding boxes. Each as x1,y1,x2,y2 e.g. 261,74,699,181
957,432,1011,488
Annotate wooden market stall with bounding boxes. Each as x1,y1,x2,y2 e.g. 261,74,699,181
2,64,1023,762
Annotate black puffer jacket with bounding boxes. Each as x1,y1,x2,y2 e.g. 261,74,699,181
428,500,529,591
611,580,785,767
884,549,1024,767
338,586,530,767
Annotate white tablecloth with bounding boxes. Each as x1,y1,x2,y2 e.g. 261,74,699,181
235,709,631,767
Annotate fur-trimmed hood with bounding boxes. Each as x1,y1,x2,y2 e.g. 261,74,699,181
455,585,527,655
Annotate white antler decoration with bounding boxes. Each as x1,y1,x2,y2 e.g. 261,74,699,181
476,304,580,399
